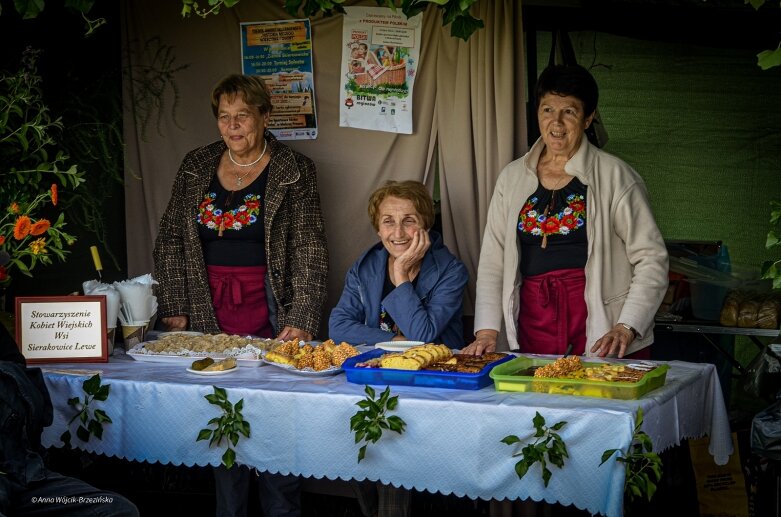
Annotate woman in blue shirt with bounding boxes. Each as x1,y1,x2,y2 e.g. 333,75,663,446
329,180,468,349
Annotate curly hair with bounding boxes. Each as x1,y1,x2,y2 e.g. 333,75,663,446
367,180,435,232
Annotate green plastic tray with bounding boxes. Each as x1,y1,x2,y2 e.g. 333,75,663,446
489,356,669,399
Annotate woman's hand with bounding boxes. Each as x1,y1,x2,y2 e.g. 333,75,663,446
393,229,430,283
461,329,498,355
590,324,635,358
276,326,313,342
161,315,188,331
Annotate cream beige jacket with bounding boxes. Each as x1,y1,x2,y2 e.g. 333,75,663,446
474,137,668,356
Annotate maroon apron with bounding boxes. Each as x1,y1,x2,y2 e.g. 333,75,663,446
207,264,273,338
518,268,587,355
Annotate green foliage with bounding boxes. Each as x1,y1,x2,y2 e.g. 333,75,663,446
60,374,112,448
0,48,83,284
5,0,106,35
745,0,781,70
501,411,568,487
180,0,484,41
197,386,251,469
600,408,663,504
761,199,781,289
181,0,242,18
349,385,406,463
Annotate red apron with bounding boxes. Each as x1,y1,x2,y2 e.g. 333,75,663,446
518,268,587,356
207,264,273,338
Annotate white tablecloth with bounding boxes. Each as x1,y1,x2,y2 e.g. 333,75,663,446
39,356,732,517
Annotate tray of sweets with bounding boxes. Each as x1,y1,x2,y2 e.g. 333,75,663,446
342,348,514,390
489,356,669,399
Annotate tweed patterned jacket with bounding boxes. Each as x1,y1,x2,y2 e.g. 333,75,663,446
153,134,328,337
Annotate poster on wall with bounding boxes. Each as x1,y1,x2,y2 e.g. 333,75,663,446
241,19,318,140
339,6,422,134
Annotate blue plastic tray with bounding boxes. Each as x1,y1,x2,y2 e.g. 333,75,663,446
341,348,514,390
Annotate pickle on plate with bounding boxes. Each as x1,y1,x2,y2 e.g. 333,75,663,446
191,357,215,371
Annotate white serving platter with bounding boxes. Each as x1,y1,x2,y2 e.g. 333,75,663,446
127,342,265,368
261,358,343,377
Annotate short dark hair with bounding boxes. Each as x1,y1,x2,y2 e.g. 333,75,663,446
367,181,435,232
535,64,598,117
210,74,273,118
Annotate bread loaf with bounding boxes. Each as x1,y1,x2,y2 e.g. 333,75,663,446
757,297,781,329
737,299,760,328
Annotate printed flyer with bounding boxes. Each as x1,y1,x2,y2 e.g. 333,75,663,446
339,6,422,134
241,19,318,140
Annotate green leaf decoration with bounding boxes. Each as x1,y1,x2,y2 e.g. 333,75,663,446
599,408,663,504
503,411,568,487
198,385,250,468
61,374,111,445
350,385,406,462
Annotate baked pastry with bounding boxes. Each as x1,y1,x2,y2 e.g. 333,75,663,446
202,357,237,372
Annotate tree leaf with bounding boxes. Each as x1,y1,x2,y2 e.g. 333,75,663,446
197,429,213,441
222,447,236,469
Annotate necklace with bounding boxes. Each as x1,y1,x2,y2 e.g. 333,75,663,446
228,138,267,169
540,175,568,249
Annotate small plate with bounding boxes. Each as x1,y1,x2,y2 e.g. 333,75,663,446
374,340,425,352
186,367,238,376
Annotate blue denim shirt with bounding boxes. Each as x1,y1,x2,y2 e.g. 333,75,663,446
328,231,468,349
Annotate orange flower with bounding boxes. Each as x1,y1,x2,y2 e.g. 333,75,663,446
30,219,51,236
29,238,47,255
9,202,19,214
13,216,31,240
0,235,4,245
51,184,58,206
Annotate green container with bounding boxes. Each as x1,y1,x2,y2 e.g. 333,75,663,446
489,356,670,400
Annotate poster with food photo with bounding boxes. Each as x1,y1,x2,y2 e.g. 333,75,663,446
339,6,421,134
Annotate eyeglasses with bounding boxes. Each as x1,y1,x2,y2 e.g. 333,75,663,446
217,112,254,125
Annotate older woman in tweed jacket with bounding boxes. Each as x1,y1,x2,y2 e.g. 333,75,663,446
153,76,328,342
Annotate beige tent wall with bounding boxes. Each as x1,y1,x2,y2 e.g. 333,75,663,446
121,0,525,337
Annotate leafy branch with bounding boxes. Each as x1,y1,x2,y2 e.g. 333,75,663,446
180,0,484,41
600,408,663,503
59,374,112,448
761,199,781,289
350,385,406,462
197,386,251,469
501,411,568,487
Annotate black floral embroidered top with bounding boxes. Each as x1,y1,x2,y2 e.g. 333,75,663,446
517,177,588,277
197,167,268,267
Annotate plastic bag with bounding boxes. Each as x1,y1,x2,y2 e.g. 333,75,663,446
742,344,781,401
751,398,781,461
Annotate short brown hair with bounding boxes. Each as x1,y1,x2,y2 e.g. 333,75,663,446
367,180,435,232
210,74,273,117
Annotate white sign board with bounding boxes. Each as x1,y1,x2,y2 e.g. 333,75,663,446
15,296,108,364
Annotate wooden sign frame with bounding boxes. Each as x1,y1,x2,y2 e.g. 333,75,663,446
15,296,108,364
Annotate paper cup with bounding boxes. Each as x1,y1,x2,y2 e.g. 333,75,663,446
121,321,149,350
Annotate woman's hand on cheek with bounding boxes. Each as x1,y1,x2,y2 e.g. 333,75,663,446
394,230,430,281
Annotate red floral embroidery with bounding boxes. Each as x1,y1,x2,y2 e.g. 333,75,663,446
518,193,585,239
197,193,261,232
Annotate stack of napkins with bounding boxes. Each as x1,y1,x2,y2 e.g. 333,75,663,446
113,274,158,326
82,280,121,330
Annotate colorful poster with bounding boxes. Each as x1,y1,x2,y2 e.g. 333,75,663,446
241,19,318,140
339,6,422,134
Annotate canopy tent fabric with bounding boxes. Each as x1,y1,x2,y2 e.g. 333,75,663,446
120,0,526,336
